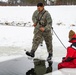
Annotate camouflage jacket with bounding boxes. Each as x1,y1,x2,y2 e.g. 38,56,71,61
32,9,52,34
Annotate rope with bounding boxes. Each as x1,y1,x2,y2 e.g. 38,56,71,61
52,28,66,49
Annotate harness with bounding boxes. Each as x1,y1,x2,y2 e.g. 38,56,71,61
36,10,46,27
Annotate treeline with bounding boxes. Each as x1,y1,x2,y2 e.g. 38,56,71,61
2,0,46,6
56,0,76,5
20,0,45,5
0,0,76,6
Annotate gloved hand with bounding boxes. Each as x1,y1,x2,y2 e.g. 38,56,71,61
62,57,65,60
63,57,73,62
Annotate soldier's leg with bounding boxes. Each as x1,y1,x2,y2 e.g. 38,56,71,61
43,32,52,53
40,37,43,46
26,32,43,57
31,32,43,52
43,32,53,60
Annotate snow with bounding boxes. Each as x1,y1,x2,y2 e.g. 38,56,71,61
45,68,76,75
0,0,8,2
0,5,76,74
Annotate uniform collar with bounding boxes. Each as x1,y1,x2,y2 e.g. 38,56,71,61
39,9,46,14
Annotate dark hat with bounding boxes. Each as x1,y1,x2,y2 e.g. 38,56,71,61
37,3,44,7
69,30,75,41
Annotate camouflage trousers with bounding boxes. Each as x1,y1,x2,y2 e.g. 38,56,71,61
40,37,43,46
31,31,52,54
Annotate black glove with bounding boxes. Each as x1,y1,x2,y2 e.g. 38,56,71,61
64,57,73,62
62,57,65,60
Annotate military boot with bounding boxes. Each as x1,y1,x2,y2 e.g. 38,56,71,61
47,53,52,61
26,50,35,57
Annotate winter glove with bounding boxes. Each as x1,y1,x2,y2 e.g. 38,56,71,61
64,57,73,62
62,57,65,60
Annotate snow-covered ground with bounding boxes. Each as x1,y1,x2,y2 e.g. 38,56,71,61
0,6,76,56
0,6,76,74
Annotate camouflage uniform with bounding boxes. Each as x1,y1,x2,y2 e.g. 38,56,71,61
40,37,43,46
31,9,52,54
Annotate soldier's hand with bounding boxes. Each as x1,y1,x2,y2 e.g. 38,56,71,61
33,23,37,27
40,27,45,32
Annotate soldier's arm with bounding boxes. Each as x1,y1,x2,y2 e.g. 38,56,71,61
44,12,52,31
32,10,37,24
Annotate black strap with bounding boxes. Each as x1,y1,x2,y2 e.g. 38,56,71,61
36,11,46,24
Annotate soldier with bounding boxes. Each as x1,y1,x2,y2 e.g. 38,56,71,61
26,3,53,61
